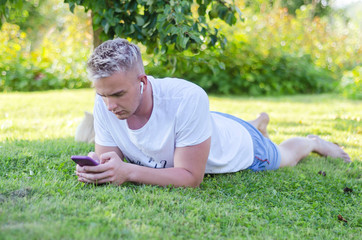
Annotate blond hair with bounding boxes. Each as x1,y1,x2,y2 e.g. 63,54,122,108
87,38,144,81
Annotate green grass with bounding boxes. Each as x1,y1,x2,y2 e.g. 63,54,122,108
0,89,361,240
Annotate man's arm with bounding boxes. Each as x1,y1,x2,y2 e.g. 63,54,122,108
76,137,211,188
128,137,211,187
95,144,124,160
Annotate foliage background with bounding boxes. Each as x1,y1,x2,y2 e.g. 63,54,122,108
0,0,361,98
0,0,93,91
146,1,361,96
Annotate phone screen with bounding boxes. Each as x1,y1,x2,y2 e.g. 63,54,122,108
71,155,99,166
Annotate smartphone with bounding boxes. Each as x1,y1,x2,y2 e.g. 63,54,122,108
71,155,99,166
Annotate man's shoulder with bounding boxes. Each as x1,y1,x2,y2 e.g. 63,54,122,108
150,75,195,87
150,76,206,98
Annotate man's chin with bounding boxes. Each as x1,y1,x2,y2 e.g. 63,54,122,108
115,115,128,120
114,112,128,120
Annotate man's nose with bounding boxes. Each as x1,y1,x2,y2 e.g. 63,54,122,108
106,98,117,111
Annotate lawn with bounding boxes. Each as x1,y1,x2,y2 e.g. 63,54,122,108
0,89,361,239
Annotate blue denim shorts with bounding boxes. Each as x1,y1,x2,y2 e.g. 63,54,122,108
212,112,281,171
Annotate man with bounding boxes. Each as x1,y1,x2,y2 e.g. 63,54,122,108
76,38,351,187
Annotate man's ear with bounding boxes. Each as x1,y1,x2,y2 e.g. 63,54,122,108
138,74,148,90
138,74,147,82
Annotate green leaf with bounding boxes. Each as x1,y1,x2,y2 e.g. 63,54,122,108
225,13,235,25
114,8,123,13
188,32,202,44
69,3,75,13
5,6,9,19
115,25,123,36
181,36,189,49
209,34,217,46
175,12,185,24
235,6,243,21
217,5,228,20
198,16,206,24
104,23,110,34
93,14,102,25
218,61,225,70
135,16,145,26
130,24,135,34
176,35,189,50
198,5,206,16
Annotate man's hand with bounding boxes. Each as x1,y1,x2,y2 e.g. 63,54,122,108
75,151,130,185
75,138,211,187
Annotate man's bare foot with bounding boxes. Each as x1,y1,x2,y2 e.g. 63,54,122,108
249,112,270,138
307,135,351,162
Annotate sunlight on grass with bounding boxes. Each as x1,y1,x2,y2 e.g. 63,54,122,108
209,94,361,161
0,89,95,141
0,90,361,160
0,90,361,240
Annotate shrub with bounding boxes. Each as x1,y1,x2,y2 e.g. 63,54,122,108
0,2,92,92
340,66,362,99
1,1,360,95
146,3,361,96
146,43,335,95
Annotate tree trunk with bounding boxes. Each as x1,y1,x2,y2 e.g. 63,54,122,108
91,11,103,48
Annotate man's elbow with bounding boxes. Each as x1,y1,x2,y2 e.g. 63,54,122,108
173,167,205,188
184,172,204,188
191,180,203,188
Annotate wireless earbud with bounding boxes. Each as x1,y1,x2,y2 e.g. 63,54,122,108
140,82,144,95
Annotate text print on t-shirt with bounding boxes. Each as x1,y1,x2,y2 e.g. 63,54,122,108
125,156,168,168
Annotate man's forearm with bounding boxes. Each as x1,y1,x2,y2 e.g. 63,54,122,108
127,164,203,187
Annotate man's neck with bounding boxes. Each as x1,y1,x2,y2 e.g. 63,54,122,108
127,83,153,130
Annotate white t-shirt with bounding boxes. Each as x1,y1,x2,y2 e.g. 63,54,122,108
94,76,254,173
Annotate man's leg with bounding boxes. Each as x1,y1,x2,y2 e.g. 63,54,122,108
278,135,351,167
248,112,270,138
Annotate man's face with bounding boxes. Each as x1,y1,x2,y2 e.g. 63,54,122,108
94,70,142,120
